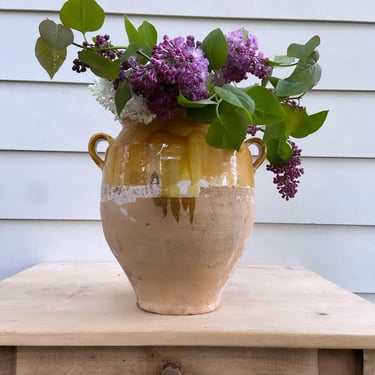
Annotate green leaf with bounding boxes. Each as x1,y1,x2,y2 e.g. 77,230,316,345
185,106,217,123
120,42,141,60
275,52,322,97
39,19,74,50
206,110,248,150
266,138,293,165
262,105,328,141
177,92,216,108
201,28,227,70
123,17,155,64
272,36,322,97
115,80,132,116
120,43,151,65
279,105,304,136
289,51,321,86
138,20,157,48
288,35,320,60
78,50,121,79
289,108,329,138
214,85,255,121
124,16,143,44
263,122,287,143
246,85,286,124
302,110,328,136
268,76,279,89
35,37,67,79
275,79,306,97
137,46,152,64
269,55,296,66
60,0,105,33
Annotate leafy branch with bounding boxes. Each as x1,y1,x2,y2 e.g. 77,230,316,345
35,0,328,165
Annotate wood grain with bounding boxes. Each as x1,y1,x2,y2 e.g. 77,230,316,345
318,349,363,375
1,263,375,349
364,350,375,375
0,347,15,375
16,346,318,375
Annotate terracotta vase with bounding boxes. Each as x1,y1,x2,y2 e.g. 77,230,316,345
88,114,266,315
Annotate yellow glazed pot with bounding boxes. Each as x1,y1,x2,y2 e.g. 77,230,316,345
88,115,266,315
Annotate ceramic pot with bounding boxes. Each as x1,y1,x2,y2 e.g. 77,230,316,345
88,114,266,315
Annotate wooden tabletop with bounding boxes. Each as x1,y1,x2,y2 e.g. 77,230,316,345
1,263,375,349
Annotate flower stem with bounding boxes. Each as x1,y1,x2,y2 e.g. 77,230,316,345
71,42,129,51
136,49,151,60
94,46,129,51
72,42,86,49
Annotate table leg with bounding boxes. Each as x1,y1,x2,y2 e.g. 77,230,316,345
364,350,375,375
0,347,15,375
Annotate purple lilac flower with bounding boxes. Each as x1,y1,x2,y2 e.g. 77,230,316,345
266,141,304,200
127,35,209,119
213,29,272,86
113,57,138,90
128,64,179,119
144,85,180,119
95,34,117,60
151,35,209,100
247,125,259,136
282,98,304,111
128,63,159,93
72,34,122,73
249,51,271,79
72,57,89,73
95,34,110,46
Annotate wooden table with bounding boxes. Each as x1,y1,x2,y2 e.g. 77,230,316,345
1,263,375,374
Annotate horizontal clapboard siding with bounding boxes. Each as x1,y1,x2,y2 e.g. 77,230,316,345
0,0,374,300
1,220,374,292
1,151,374,226
2,0,375,22
1,81,374,158
1,11,375,91
358,294,375,303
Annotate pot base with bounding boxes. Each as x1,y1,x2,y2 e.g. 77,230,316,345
136,299,221,315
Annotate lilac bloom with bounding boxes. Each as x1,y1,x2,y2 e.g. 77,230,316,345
213,28,272,86
127,35,209,119
266,141,304,200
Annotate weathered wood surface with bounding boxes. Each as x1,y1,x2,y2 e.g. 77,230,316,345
15,347,319,375
1,263,375,348
364,350,375,375
318,349,363,375
0,347,15,375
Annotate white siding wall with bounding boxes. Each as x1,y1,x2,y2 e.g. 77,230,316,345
1,1,374,294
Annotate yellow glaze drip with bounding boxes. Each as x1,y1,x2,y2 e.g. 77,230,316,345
102,116,256,197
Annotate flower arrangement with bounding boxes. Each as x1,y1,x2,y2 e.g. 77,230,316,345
35,0,328,200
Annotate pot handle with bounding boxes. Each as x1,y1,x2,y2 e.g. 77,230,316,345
244,137,267,171
88,132,114,170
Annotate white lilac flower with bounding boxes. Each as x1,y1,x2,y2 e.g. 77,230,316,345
119,95,156,124
89,77,116,114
